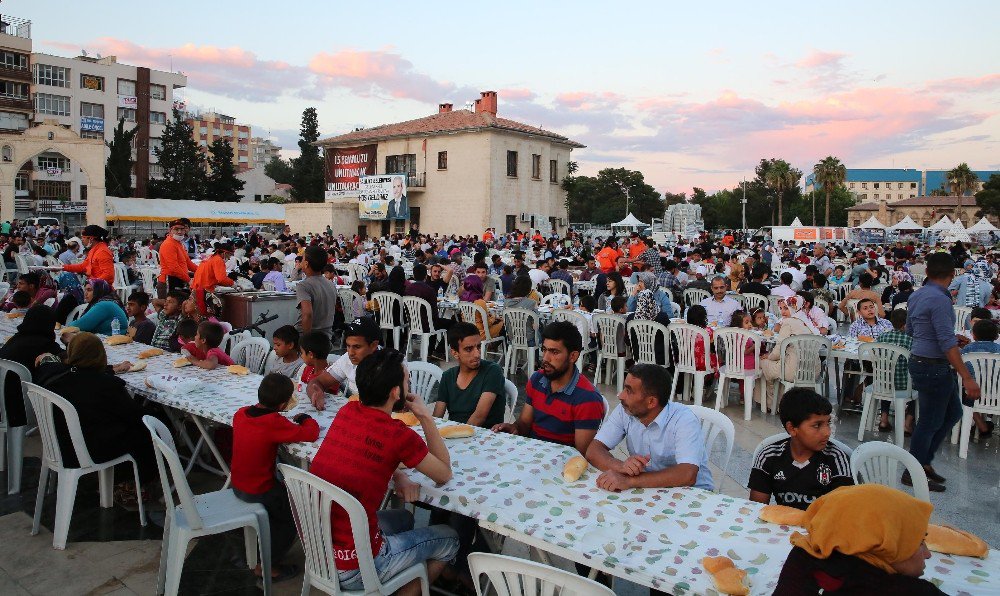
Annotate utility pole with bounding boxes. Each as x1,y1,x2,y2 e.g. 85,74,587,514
618,182,630,218
741,177,747,231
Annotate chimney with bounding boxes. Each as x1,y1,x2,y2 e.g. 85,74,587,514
438,103,453,114
474,91,497,116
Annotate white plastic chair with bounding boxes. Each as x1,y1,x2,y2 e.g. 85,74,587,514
503,379,518,424
767,294,783,317
468,552,614,596
113,263,130,304
714,328,762,421
842,298,861,323
502,308,538,376
279,463,430,596
666,322,712,407
26,382,146,549
953,306,973,333
231,338,272,375
741,293,767,314
0,359,32,494
769,334,829,415
221,331,250,356
627,319,669,367
752,432,853,463
66,303,87,324
402,296,448,363
372,291,404,349
142,416,272,595
408,360,443,405
851,440,930,502
683,288,709,309
857,343,915,447
729,293,747,308
550,309,595,371
539,293,571,309
545,278,571,297
955,353,1000,459
457,302,505,363
593,313,627,394
140,268,158,295
688,404,735,493
262,280,277,292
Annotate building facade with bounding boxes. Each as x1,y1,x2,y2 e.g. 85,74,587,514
0,16,32,136
250,136,281,167
186,111,252,173
805,168,1000,205
29,52,186,205
316,91,584,237
846,195,999,228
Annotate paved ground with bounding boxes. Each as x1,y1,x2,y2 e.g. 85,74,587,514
1,331,997,595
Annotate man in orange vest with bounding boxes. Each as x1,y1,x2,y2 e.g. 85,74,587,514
191,242,235,315
157,218,198,298
595,238,622,274
61,224,115,286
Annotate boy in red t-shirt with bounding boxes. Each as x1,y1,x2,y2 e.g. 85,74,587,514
232,373,320,582
183,321,234,369
309,349,458,594
294,330,334,399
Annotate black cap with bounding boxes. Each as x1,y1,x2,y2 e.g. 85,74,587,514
215,242,235,254
81,225,108,239
343,317,380,343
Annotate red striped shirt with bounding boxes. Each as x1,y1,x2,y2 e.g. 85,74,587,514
525,370,605,446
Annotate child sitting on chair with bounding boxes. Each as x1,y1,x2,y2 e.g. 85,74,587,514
183,321,235,369
265,325,302,378
295,330,333,399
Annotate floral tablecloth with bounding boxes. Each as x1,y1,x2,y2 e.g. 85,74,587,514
4,321,989,595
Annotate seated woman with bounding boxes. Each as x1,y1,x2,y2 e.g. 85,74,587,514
627,272,675,318
35,333,157,506
0,305,62,428
70,279,128,336
460,276,502,340
53,272,84,325
774,484,942,595
596,271,626,312
760,298,814,411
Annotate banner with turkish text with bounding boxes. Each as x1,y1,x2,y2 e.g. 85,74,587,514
324,144,377,200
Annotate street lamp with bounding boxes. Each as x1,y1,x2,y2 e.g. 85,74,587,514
617,182,630,218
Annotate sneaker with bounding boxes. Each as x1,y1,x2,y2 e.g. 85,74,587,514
923,466,946,483
902,470,945,492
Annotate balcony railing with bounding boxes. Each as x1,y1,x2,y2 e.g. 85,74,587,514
0,15,31,39
0,63,30,81
0,96,31,111
387,171,426,188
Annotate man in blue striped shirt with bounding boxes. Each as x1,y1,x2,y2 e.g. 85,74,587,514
905,252,980,492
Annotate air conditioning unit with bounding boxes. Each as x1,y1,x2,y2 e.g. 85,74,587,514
520,212,530,222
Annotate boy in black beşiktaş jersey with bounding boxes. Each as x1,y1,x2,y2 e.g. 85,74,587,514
748,388,853,510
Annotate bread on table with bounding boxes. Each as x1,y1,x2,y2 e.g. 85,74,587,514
702,556,749,595
562,455,588,482
138,348,164,359
172,357,192,368
127,361,147,373
440,424,475,439
926,524,989,558
759,504,807,526
106,335,133,345
61,326,79,334
5,312,22,319
392,411,419,426
282,393,298,412
227,364,250,375
347,395,360,402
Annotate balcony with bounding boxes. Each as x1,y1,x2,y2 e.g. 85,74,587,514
0,15,31,39
0,63,30,82
0,95,31,111
387,171,425,191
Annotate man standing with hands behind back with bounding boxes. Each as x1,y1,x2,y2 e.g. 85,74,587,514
905,251,980,492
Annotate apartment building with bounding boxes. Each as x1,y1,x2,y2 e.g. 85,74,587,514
250,136,281,166
185,111,252,172
805,167,1000,204
0,15,31,134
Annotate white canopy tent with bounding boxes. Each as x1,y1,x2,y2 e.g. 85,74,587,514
789,217,804,227
888,216,924,231
939,220,972,243
857,215,887,230
968,217,999,233
105,197,285,224
928,215,953,231
611,213,649,230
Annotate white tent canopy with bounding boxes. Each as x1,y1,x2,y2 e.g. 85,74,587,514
888,215,924,231
611,213,649,228
928,215,953,230
105,197,285,224
789,217,804,227
968,217,999,232
857,215,887,230
952,219,966,230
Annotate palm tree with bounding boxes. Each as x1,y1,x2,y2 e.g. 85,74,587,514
765,160,800,226
947,163,978,222
813,156,847,227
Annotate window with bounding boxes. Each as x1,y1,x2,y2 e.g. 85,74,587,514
238,155,248,163
199,140,207,147
15,173,27,191
238,130,248,139
149,138,162,158
910,182,917,189
849,182,855,189
117,79,136,96
385,154,417,177
898,194,903,199
80,74,104,91
549,159,558,183
0,111,28,131
506,150,518,177
212,128,221,136
149,84,166,100
506,214,516,233
910,194,916,198
531,154,541,179
34,64,70,87
0,51,27,70
80,102,104,118
117,107,136,122
254,194,262,202
897,182,903,189
200,126,207,134
873,182,880,189
37,155,70,170
149,164,164,178
238,143,248,151
0,80,28,99
861,193,868,200
35,93,71,116
874,193,879,199
80,130,103,140
150,111,166,125
437,151,448,170
861,182,868,189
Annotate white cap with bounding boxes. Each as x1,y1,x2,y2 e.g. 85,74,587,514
696,265,708,276
67,236,82,246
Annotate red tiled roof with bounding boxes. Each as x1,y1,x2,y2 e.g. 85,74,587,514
846,202,880,211
316,109,585,148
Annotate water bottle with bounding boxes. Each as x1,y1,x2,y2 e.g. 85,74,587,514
111,318,121,336
438,286,444,300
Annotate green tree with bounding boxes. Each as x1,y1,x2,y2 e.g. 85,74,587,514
562,167,663,225
975,174,1000,219
291,107,325,202
105,117,138,197
205,138,245,202
149,108,207,200
761,159,802,227
947,162,978,221
264,156,294,184
813,155,847,226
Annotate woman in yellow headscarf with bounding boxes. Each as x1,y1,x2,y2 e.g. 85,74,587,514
773,484,943,594
727,262,744,292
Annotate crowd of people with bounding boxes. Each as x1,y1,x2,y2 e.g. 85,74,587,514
1,217,996,594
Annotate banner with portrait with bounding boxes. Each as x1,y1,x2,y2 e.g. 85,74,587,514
358,174,409,220
324,144,377,200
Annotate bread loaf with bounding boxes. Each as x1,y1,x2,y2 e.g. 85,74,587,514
926,524,989,558
173,357,192,368
440,425,475,439
127,361,147,373
139,348,164,359
759,504,807,526
347,395,360,402
702,556,749,595
5,312,22,319
227,365,250,375
392,411,420,426
106,335,133,345
562,455,588,482
282,393,298,412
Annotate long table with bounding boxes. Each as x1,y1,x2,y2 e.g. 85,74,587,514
4,321,994,595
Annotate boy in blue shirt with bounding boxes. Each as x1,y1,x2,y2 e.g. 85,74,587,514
961,319,1000,437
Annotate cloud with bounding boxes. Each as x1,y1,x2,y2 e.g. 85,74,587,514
794,50,847,69
924,73,1000,93
307,49,476,103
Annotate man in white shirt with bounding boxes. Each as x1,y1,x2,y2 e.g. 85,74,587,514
528,260,551,289
306,318,381,408
772,272,798,299
780,263,806,290
700,276,741,327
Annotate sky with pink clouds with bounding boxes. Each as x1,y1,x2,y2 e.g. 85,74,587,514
17,0,1000,194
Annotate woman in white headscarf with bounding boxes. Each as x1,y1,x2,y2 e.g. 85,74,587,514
760,297,815,412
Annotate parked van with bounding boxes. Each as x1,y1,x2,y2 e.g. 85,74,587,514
24,217,61,228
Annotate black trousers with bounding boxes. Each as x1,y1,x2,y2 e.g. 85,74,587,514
234,481,298,563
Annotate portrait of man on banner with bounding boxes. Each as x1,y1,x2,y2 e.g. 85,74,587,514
387,175,409,220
